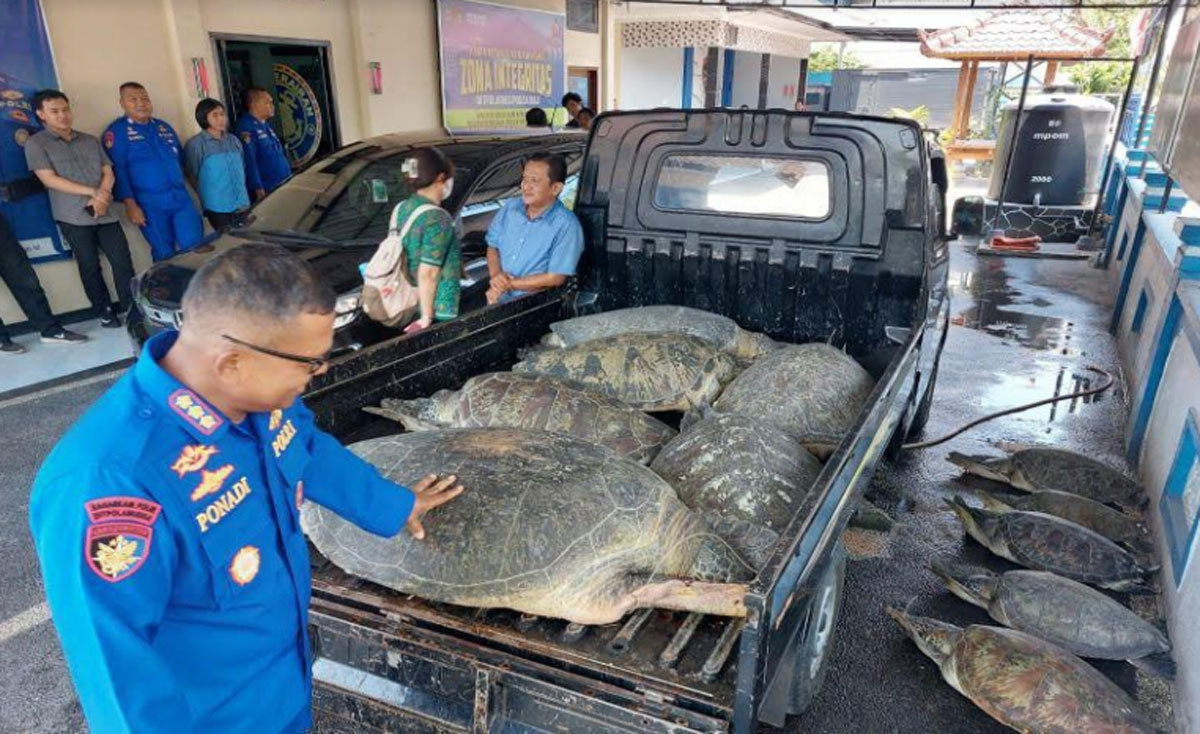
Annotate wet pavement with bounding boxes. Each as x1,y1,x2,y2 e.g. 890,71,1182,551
794,238,1175,733
0,237,1175,732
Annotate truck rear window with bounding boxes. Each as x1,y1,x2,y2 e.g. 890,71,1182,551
653,155,831,220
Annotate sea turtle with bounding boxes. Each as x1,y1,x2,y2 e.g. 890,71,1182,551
710,343,874,459
888,608,1157,733
363,372,677,464
650,413,822,533
542,305,778,362
512,332,736,412
930,561,1173,678
976,489,1149,553
947,448,1144,510
945,496,1156,591
302,428,756,625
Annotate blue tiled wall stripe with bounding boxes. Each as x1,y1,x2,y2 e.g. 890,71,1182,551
681,48,694,109
1111,220,1147,332
1128,296,1184,466
1103,185,1130,267
721,49,735,107
1160,409,1200,586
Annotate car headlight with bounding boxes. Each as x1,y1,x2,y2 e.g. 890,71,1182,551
334,288,362,330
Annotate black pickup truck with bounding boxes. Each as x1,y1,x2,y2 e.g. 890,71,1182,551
301,109,950,732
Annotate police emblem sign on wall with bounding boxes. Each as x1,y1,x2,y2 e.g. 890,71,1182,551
437,0,567,134
273,63,323,169
0,0,69,261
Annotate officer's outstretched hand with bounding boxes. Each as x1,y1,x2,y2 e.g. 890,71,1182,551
405,474,464,540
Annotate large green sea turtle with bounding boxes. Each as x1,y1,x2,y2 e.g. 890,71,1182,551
889,608,1156,733
945,496,1156,591
948,448,1144,510
364,372,677,464
542,306,777,362
710,343,874,458
931,561,1173,678
512,332,735,412
976,489,1149,553
302,428,755,625
650,413,822,533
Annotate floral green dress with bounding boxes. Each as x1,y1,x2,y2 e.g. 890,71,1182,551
395,194,461,321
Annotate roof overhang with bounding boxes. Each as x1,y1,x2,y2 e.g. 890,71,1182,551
616,1,850,55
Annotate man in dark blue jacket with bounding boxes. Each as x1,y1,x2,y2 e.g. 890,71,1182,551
31,244,463,732
235,87,292,201
104,82,203,260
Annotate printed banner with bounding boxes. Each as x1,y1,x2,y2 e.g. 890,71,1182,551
0,0,67,261
437,0,567,135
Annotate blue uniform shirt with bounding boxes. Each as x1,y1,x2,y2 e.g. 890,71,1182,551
485,197,584,300
234,115,291,194
30,330,416,733
184,131,251,214
104,117,192,212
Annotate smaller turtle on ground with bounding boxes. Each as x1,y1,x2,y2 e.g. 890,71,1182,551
542,305,778,363
363,372,677,464
945,496,1156,591
948,447,1144,510
650,413,822,534
512,331,736,412
930,561,1174,679
710,343,875,459
975,488,1150,555
888,608,1157,733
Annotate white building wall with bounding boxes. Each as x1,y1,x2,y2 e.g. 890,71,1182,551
728,50,761,109
765,54,801,109
618,47,683,110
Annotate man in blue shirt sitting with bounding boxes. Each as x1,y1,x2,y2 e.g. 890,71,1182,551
485,153,584,304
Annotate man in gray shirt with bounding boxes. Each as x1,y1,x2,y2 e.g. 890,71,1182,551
26,89,135,328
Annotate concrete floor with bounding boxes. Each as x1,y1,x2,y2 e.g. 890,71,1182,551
0,317,136,396
0,238,1176,732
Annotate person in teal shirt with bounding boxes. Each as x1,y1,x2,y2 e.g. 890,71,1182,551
184,98,251,231
394,146,461,334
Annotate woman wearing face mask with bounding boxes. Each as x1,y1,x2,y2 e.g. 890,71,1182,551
396,147,461,333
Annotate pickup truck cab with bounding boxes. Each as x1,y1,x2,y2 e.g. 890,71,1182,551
303,109,950,732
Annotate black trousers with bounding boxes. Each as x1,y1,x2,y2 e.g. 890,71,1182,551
0,213,61,338
58,221,135,315
203,209,248,232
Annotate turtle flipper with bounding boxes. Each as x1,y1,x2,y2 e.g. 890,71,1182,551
626,578,748,618
1129,652,1176,681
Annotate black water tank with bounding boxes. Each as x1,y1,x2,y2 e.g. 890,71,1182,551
988,85,1114,206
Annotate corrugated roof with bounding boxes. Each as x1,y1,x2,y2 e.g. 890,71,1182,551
918,8,1113,61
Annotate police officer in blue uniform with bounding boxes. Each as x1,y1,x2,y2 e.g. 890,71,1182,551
30,244,463,732
235,87,292,201
104,82,203,260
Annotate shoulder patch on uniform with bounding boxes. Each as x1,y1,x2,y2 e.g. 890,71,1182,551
85,496,162,525
103,130,114,149
84,497,160,583
241,131,252,144
168,389,223,435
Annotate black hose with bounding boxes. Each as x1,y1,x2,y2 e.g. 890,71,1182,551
901,365,1116,451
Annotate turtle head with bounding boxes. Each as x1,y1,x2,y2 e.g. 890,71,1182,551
734,329,780,362
943,496,1000,540
539,331,567,348
364,394,447,432
975,490,1015,513
946,452,1014,483
929,559,998,609
887,606,960,665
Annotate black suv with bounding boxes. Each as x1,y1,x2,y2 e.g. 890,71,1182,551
129,131,585,352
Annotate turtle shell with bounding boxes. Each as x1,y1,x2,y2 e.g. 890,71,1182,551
650,413,821,533
301,429,751,624
1010,490,1145,548
512,332,735,412
994,511,1149,588
712,343,874,457
1010,448,1142,508
546,305,776,360
379,372,677,464
951,624,1155,733
991,570,1170,661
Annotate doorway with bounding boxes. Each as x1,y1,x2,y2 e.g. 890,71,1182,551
213,36,341,170
568,66,598,111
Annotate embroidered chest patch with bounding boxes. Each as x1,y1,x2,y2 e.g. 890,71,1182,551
169,389,223,434
230,546,261,585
